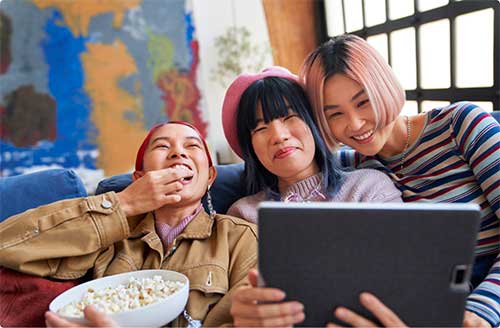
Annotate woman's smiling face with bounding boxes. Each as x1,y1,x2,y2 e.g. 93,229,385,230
142,123,215,204
250,102,318,184
322,73,395,156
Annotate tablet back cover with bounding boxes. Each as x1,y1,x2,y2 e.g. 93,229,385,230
258,203,480,327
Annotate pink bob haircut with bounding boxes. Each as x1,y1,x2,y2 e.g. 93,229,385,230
299,34,405,150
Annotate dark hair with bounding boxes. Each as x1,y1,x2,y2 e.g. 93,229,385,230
236,76,342,196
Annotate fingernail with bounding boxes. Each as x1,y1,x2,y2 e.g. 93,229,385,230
293,302,304,312
335,307,347,318
275,290,286,299
295,311,306,322
361,292,374,303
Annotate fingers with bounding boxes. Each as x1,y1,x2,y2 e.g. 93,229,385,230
231,286,305,327
84,306,118,327
45,311,83,327
463,310,491,328
359,293,406,327
248,269,259,287
233,286,286,304
332,293,408,328
231,299,305,327
234,310,305,327
334,306,377,327
233,299,303,317
153,167,193,184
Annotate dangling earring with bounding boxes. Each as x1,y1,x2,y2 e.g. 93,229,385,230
206,185,216,219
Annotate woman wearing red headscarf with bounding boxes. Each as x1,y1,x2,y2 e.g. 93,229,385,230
0,121,257,327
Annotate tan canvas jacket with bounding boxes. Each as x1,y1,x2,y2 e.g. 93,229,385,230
0,191,258,327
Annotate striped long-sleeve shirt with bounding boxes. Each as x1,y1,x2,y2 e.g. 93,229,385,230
339,102,500,326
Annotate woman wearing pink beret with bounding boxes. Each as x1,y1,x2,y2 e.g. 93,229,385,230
220,66,403,327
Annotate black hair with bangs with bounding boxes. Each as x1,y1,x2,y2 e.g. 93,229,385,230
236,76,342,196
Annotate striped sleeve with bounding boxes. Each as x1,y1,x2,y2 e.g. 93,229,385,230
452,102,500,326
466,257,500,326
338,148,358,169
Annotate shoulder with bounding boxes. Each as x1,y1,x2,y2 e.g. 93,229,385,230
213,213,257,238
337,169,401,202
341,168,392,185
428,102,486,124
226,191,266,224
434,102,500,143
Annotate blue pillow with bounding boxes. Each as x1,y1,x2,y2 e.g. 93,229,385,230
0,169,87,222
490,110,500,123
96,163,246,215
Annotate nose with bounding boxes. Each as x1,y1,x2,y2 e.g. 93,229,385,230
269,120,291,145
167,144,188,159
347,113,366,132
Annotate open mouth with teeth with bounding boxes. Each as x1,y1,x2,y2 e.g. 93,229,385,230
351,129,374,142
169,164,194,182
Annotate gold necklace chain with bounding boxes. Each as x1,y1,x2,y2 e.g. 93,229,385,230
400,116,412,170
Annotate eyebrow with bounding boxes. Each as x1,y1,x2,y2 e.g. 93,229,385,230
151,136,202,144
323,89,366,111
351,89,365,101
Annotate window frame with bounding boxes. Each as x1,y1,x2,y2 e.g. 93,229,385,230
318,0,500,112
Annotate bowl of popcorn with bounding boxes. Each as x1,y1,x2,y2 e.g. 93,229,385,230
49,270,189,327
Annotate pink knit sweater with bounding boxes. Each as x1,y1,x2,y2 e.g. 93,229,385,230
227,168,402,223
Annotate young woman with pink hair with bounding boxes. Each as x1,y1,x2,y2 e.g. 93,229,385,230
300,34,500,328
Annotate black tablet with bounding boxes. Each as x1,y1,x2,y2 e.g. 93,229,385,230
257,202,480,327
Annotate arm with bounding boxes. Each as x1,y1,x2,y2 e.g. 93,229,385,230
452,103,500,327
0,192,128,279
0,167,190,279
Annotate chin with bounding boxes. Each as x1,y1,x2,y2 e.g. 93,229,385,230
357,147,380,156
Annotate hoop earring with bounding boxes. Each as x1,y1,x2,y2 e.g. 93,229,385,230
206,185,216,219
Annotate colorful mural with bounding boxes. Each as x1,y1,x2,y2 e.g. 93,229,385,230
0,0,206,191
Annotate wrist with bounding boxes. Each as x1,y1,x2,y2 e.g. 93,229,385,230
116,191,133,216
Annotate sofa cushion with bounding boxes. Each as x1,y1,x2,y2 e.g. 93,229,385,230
0,169,87,222
0,268,81,327
96,163,247,215
0,169,87,326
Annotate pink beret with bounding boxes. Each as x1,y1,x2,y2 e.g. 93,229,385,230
221,66,298,158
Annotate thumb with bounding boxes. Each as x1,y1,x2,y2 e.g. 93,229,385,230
248,269,259,287
84,306,118,327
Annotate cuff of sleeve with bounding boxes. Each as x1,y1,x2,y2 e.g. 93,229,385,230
466,298,500,327
85,192,130,247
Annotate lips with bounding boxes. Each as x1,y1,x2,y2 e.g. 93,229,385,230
274,146,297,159
351,129,374,144
168,163,194,183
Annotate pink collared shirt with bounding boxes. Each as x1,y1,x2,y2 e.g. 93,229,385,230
154,204,203,252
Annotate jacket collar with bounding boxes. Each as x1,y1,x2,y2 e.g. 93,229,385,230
128,210,214,241
176,210,214,241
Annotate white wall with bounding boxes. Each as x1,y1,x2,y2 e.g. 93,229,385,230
191,0,273,164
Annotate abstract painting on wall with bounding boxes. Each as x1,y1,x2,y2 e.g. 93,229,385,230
0,0,206,191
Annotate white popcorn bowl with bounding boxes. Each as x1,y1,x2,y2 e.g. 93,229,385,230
49,269,189,327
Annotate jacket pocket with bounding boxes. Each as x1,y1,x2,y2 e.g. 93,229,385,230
184,264,229,294
180,264,229,323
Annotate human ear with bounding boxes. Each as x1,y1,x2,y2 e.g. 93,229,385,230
132,171,145,182
207,166,217,187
